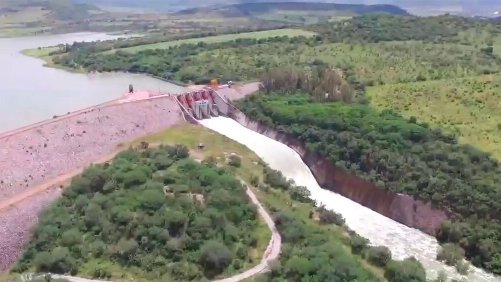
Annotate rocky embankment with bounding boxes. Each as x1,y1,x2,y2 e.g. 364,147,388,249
228,110,448,236
0,96,184,270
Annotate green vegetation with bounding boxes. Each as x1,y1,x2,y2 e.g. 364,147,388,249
311,14,501,44
238,92,501,274
0,0,102,36
43,14,501,89
135,124,412,281
14,144,264,281
177,2,408,25
17,13,501,276
255,167,424,282
368,75,501,161
108,29,316,53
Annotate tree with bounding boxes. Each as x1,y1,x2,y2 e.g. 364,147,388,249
228,155,242,167
116,239,138,263
350,234,369,254
284,256,313,280
82,165,109,193
317,206,345,225
385,257,426,282
140,189,165,212
164,210,188,237
198,241,233,278
437,243,464,266
34,247,76,274
481,46,494,55
367,246,392,267
61,228,82,247
289,186,312,203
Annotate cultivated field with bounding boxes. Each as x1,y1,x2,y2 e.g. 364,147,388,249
107,29,316,53
368,74,501,160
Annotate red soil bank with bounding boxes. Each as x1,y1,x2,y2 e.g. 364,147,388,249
0,84,258,271
0,96,184,270
0,189,62,271
228,110,449,236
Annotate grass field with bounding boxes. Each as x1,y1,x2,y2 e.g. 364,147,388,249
253,10,354,24
368,74,501,160
457,28,501,57
0,7,48,25
107,29,316,53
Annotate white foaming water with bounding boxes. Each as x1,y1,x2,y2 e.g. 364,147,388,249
200,117,500,282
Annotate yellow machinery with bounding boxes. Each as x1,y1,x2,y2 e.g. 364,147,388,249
210,79,219,89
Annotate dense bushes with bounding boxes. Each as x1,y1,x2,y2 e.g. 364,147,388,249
239,93,501,274
437,243,465,266
52,35,311,84
258,167,425,281
385,258,427,282
266,210,380,281
14,145,260,281
311,14,501,44
50,15,501,90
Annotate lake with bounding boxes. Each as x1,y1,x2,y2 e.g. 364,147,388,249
0,33,185,133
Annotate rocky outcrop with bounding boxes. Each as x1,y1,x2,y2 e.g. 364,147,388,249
229,110,448,235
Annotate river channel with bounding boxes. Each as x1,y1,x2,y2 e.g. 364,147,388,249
2,32,499,281
200,117,500,282
0,33,184,133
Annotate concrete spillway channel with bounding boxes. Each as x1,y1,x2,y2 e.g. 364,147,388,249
199,116,501,282
176,88,222,120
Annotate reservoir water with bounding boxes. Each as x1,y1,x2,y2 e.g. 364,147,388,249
200,117,500,282
2,32,499,281
0,33,184,133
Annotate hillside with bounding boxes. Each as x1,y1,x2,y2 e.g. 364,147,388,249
0,0,100,20
24,12,501,275
0,0,104,36
13,144,266,280
175,2,409,23
74,0,499,16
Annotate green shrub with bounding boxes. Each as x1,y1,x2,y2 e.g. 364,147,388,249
384,257,426,282
317,206,345,226
367,246,392,267
198,241,233,278
437,243,465,266
350,234,369,254
228,155,242,167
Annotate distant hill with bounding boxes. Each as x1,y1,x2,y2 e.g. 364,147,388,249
0,0,99,20
175,2,409,23
76,0,409,14
74,0,501,16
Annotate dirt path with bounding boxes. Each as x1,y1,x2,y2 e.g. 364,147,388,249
1,82,269,281
31,187,281,282
213,187,281,282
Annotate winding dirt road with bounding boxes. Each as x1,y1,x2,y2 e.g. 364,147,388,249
1,83,276,282
47,186,281,282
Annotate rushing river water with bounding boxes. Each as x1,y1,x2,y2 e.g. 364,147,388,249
0,33,185,133
200,117,500,282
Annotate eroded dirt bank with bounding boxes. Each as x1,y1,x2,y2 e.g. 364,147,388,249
228,110,448,236
0,96,184,270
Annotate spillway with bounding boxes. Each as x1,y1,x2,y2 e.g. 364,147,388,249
199,117,500,282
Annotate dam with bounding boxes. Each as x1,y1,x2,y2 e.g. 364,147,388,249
0,84,499,281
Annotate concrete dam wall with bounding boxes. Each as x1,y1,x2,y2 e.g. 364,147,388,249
227,110,448,235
